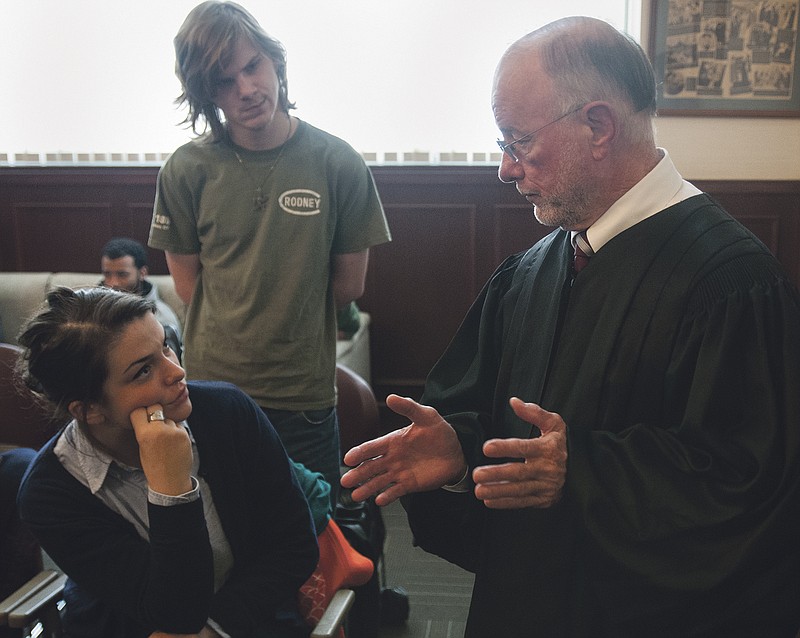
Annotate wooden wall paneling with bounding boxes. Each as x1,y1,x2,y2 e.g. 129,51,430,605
1,167,798,403
363,203,479,392
491,203,552,269
6,202,114,273
0,167,161,273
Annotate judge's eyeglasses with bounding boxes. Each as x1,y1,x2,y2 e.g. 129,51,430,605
496,104,586,162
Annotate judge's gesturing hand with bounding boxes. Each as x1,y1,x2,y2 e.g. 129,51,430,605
340,395,567,510
475,397,567,509
130,403,194,496
341,394,468,506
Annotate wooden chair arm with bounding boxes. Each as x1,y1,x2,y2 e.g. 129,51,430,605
1,570,354,635
0,570,67,629
310,589,355,638
0,570,60,624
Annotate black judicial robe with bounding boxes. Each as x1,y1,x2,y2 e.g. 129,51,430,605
404,195,800,637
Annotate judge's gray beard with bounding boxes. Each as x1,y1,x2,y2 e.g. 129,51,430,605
532,191,591,230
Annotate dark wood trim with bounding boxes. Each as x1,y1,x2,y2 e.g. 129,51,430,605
0,165,160,185
1,166,798,402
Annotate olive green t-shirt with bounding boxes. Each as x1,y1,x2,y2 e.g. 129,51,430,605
149,121,390,409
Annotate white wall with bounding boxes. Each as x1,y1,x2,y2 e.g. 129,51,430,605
0,0,631,163
654,116,800,180
2,0,797,180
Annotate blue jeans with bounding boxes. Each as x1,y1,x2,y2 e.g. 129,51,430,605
262,406,340,509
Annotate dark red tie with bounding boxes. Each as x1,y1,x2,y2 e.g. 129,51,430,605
573,231,593,274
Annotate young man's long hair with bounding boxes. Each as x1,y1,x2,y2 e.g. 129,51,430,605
173,0,296,141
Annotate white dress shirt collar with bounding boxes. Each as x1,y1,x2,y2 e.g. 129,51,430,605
576,148,701,253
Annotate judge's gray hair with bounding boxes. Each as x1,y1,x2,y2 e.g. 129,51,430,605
510,16,657,146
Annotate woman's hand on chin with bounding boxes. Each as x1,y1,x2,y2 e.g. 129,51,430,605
130,403,193,495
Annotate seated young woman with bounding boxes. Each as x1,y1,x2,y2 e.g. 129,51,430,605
16,286,319,638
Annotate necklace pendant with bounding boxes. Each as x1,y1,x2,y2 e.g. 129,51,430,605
234,121,291,213
253,190,268,212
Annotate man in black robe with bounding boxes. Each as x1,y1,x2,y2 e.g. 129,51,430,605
342,16,800,637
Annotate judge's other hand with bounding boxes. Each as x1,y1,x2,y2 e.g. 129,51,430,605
341,394,467,507
473,397,567,510
130,403,193,496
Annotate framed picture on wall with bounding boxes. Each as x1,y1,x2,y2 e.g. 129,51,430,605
649,0,800,116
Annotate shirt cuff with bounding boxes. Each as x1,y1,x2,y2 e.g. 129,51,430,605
147,476,200,506
441,466,471,493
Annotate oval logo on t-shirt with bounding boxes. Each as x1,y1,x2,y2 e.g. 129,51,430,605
278,189,322,216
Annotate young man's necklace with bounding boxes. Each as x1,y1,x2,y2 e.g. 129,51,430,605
233,121,292,213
